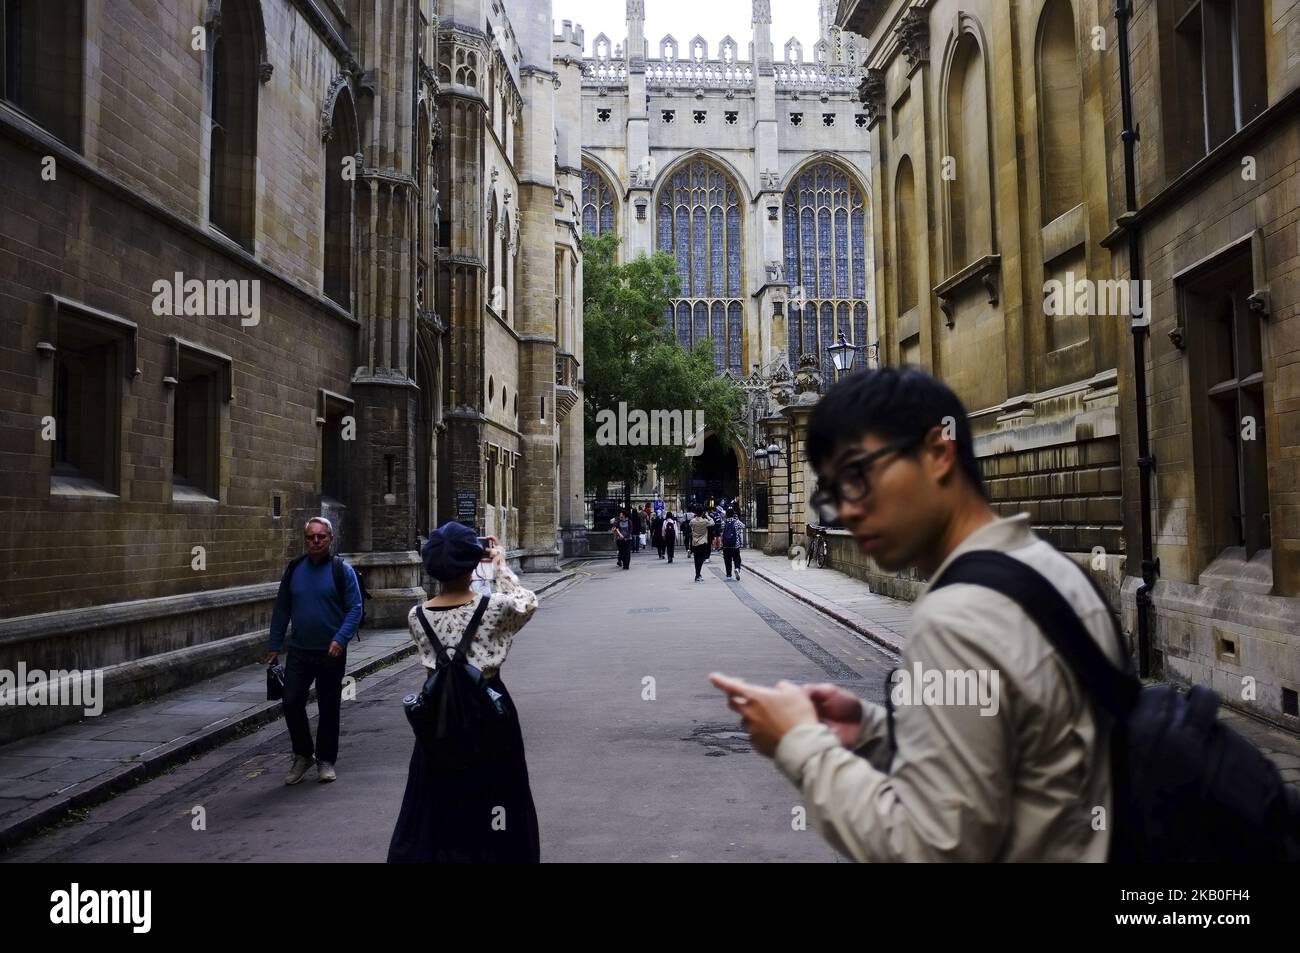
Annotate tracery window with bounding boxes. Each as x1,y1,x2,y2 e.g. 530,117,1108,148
782,162,870,388
581,163,616,237
656,158,744,374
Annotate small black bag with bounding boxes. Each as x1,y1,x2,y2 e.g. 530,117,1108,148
266,661,286,701
403,597,510,773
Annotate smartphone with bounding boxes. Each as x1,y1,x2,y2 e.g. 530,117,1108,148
476,536,493,559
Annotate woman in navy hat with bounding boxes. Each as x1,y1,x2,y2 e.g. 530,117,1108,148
387,522,540,863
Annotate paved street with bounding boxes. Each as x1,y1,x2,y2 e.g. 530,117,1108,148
3,551,897,863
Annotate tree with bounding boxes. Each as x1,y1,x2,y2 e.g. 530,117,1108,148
582,233,744,501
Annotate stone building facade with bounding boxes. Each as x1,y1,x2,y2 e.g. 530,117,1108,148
0,0,445,740
436,0,586,566
838,0,1300,725
578,0,874,514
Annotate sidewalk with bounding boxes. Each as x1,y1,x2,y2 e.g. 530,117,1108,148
741,548,1300,791
0,568,580,851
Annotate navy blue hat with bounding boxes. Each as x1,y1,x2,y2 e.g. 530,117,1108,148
421,521,485,581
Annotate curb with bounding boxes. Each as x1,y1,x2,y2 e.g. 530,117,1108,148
0,570,580,853
743,562,905,656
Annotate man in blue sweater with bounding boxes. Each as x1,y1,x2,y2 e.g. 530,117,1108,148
267,517,363,784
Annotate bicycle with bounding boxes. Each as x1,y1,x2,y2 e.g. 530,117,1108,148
810,525,829,569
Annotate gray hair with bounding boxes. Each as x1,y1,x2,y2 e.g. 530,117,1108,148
305,516,334,535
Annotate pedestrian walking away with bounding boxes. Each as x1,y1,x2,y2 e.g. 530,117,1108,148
388,523,540,863
651,511,665,559
612,509,633,569
709,366,1130,861
688,507,714,582
662,511,678,563
721,508,745,579
267,516,363,785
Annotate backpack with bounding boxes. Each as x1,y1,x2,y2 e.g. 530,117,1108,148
722,518,741,548
664,519,676,540
928,549,1300,863
404,597,510,773
280,554,370,636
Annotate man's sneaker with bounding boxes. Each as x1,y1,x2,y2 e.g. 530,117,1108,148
735,566,741,579
316,761,337,783
284,755,312,785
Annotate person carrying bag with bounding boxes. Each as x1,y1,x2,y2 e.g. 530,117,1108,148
387,522,540,863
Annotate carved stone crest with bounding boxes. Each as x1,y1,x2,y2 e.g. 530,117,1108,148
895,8,930,72
859,69,885,125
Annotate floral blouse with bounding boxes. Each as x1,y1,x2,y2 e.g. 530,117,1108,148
406,564,537,678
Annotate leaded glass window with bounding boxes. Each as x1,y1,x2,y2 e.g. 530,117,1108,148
581,164,616,238
783,162,871,388
656,157,745,374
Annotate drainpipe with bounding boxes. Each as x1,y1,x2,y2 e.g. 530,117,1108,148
1115,0,1157,677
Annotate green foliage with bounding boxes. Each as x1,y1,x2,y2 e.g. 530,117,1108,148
582,233,744,495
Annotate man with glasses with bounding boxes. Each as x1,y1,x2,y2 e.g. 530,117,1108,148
268,517,364,784
711,367,1124,861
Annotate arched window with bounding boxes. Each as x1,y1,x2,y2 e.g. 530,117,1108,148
894,157,918,315
501,211,511,323
208,0,262,249
324,86,359,308
656,157,744,374
487,193,498,308
581,163,616,237
782,161,870,388
944,29,992,270
1037,0,1082,223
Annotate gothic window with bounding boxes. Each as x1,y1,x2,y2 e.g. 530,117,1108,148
789,112,803,126
581,163,616,237
783,162,872,389
208,0,262,250
324,87,359,309
656,157,745,374
0,0,84,149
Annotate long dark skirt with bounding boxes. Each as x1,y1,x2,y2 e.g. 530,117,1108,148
387,674,540,863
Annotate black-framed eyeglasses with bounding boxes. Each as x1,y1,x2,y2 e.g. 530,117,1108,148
809,436,922,521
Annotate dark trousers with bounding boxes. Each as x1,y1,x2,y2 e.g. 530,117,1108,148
692,544,710,579
723,546,742,576
665,538,675,562
616,539,631,568
283,647,347,763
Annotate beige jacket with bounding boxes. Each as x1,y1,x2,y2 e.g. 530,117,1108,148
774,514,1124,862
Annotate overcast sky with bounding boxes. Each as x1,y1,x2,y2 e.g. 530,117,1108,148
552,0,823,58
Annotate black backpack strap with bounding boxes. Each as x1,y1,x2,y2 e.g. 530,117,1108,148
454,596,492,661
331,556,348,604
414,605,454,668
929,551,1139,719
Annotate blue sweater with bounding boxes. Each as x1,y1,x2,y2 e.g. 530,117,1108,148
268,557,363,652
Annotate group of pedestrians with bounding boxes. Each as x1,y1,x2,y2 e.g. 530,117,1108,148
610,500,746,584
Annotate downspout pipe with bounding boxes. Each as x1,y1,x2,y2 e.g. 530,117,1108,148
1114,0,1157,677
